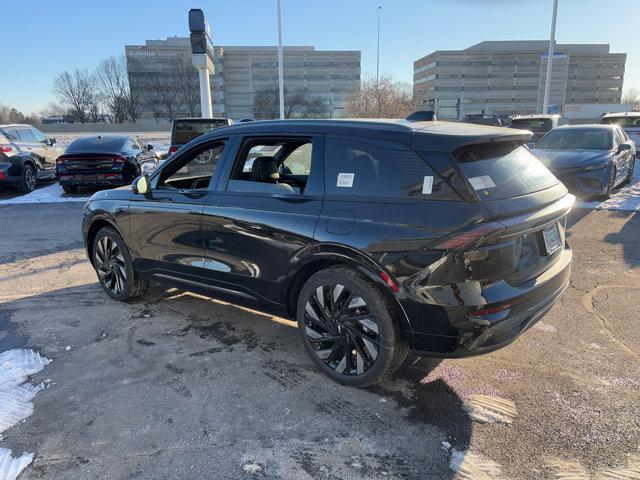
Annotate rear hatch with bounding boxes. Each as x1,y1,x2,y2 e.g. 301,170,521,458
415,137,572,286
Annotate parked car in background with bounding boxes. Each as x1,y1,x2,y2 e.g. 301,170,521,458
495,114,513,127
532,124,635,199
601,112,640,156
82,119,573,386
56,135,157,193
406,110,437,122
511,114,564,145
0,124,62,193
462,113,501,126
167,118,232,157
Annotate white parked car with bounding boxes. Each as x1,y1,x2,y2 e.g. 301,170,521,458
510,114,566,146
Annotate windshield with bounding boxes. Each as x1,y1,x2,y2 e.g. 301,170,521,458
601,116,640,128
172,120,229,144
536,128,612,150
452,142,558,200
510,118,553,133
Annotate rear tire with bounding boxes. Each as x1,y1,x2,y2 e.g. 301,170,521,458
296,266,408,387
61,184,78,194
92,227,148,302
20,164,36,194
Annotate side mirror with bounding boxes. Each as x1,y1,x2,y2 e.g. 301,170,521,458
132,175,151,196
146,144,154,151
49,138,57,145
617,143,632,154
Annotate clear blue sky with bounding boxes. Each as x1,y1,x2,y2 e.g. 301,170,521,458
2,0,639,113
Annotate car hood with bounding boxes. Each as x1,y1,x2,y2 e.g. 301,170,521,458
531,149,612,170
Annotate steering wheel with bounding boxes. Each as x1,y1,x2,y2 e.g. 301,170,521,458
190,178,210,190
195,150,214,164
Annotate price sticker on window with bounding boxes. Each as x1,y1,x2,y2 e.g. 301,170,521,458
337,172,355,188
468,175,496,190
422,176,434,194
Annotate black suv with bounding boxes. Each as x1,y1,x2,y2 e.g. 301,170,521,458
82,120,573,386
0,124,62,193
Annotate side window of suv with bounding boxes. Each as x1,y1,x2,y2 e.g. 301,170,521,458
324,136,456,200
157,139,227,191
227,137,314,195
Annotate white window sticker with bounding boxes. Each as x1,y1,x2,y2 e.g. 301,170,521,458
422,176,434,194
468,175,496,190
337,172,355,188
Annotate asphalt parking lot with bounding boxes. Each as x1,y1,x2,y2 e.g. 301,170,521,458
1,200,639,480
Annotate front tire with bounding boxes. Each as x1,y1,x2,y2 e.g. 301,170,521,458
92,227,148,301
20,164,36,194
599,166,617,200
296,266,408,387
624,158,636,185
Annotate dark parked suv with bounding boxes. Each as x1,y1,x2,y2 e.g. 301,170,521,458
82,120,574,386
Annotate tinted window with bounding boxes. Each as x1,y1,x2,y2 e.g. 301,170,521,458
510,118,553,133
324,136,452,199
65,136,126,154
17,128,36,143
536,128,612,150
158,139,227,190
453,142,558,201
171,120,229,145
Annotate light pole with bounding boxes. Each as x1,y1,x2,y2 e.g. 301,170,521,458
188,9,215,118
277,0,285,119
542,0,558,114
376,6,382,86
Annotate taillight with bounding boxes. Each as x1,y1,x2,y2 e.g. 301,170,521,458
56,157,65,164
0,146,13,153
112,156,126,163
432,222,505,251
168,146,178,155
0,171,6,180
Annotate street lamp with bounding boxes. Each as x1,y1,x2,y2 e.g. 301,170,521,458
188,9,215,118
542,0,559,114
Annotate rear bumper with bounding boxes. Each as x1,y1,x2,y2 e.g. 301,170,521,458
404,244,572,357
59,173,126,187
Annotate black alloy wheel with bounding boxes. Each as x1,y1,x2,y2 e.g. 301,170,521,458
21,165,36,194
297,267,407,386
600,166,617,200
92,227,148,301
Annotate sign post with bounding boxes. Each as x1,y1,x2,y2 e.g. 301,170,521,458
189,9,215,118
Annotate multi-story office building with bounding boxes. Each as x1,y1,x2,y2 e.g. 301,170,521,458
125,37,361,120
413,41,626,119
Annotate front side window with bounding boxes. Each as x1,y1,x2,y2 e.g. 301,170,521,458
228,137,313,195
157,139,227,191
17,128,36,143
324,136,453,199
31,128,48,144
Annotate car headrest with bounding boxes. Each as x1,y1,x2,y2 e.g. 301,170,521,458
251,156,279,183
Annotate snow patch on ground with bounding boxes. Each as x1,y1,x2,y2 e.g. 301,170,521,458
0,349,50,480
576,167,640,212
450,448,504,479
463,394,517,424
0,184,88,205
535,321,557,333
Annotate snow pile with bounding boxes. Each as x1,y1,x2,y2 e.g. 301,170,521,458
449,448,503,479
0,349,50,480
577,167,640,212
0,184,88,205
462,394,517,424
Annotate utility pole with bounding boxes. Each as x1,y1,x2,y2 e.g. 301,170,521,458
277,0,285,119
376,6,382,86
542,0,558,114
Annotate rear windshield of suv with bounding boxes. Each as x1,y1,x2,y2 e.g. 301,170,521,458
65,136,126,154
601,116,640,128
510,118,553,133
452,141,558,200
172,120,229,145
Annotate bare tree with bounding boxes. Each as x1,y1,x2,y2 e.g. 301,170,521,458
253,87,328,119
622,88,640,111
52,70,96,123
344,74,420,119
170,57,201,117
95,56,129,123
39,102,66,117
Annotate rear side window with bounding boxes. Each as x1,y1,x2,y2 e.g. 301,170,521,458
453,142,558,200
17,128,36,142
324,136,456,200
0,129,20,142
